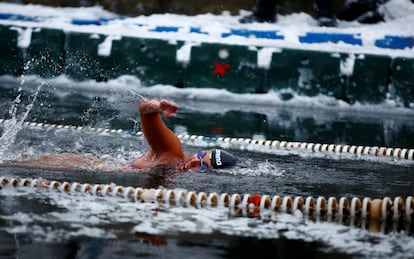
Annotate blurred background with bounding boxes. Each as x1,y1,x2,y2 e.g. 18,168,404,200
0,0,347,17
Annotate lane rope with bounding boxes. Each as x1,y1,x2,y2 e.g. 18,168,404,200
1,176,413,224
0,118,413,162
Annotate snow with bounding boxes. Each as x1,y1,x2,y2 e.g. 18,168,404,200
0,0,413,58
340,53,356,76
10,26,33,48
1,73,413,116
97,34,121,56
0,1,413,113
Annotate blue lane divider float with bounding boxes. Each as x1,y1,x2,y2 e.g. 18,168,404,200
71,17,125,26
299,32,362,46
149,26,181,33
0,12,48,22
190,27,209,35
71,18,107,26
222,29,284,40
375,35,414,50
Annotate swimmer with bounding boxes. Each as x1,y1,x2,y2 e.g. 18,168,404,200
8,98,237,172
128,98,237,171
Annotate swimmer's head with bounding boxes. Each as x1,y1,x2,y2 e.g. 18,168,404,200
183,149,237,172
209,149,237,169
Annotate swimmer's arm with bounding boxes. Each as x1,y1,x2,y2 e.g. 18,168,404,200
2,153,101,171
139,99,183,155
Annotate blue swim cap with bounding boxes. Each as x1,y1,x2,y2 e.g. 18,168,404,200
210,149,237,169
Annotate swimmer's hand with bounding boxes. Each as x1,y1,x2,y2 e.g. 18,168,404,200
139,99,178,118
160,99,178,118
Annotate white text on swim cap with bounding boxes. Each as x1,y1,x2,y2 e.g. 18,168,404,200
215,149,222,166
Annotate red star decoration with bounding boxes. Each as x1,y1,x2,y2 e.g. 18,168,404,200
212,62,231,77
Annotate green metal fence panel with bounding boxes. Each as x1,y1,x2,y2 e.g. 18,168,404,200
0,25,24,76
391,57,414,107
65,32,184,85
110,37,184,86
345,54,390,104
184,43,261,93
267,49,342,99
1,25,410,106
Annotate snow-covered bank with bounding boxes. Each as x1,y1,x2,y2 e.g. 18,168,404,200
0,0,413,56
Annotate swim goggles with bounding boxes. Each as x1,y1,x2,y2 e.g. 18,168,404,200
197,150,208,171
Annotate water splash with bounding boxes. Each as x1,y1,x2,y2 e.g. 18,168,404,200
0,83,43,162
80,96,104,126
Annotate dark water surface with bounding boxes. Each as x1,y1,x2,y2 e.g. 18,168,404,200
0,78,413,258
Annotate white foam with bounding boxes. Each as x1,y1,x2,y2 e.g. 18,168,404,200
1,74,413,118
